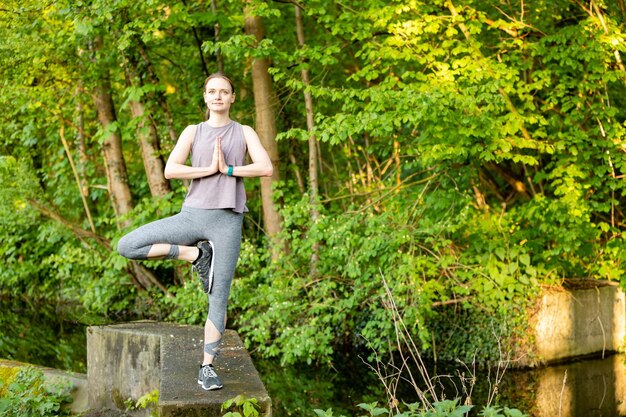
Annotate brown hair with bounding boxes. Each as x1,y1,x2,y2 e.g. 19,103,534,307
203,72,236,94
203,72,235,120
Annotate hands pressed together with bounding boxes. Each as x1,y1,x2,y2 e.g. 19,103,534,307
211,136,230,175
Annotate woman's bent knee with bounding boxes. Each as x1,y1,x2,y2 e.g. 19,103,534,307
117,234,141,259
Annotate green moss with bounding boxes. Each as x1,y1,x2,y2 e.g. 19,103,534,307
0,365,21,397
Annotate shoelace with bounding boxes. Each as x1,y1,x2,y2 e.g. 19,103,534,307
202,366,217,378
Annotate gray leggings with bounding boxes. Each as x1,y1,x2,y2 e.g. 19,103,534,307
117,207,243,339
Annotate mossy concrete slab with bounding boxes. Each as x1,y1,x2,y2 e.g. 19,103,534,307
87,321,271,417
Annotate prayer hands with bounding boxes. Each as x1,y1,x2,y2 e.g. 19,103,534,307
212,136,229,175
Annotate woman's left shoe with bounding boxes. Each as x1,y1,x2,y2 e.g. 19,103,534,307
197,363,223,391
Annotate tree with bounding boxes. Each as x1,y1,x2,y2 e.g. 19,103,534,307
122,42,171,199
293,3,321,276
243,4,283,248
90,35,134,226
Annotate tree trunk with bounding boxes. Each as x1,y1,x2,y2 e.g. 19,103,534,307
295,4,320,276
92,74,134,227
243,9,283,247
123,54,171,199
135,41,179,143
618,0,626,20
128,98,171,198
211,0,224,73
88,36,169,292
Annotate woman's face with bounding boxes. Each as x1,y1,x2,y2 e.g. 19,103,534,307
204,77,235,114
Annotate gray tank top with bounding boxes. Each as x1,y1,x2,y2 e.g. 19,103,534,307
183,120,247,213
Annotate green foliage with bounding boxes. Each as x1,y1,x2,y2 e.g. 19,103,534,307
235,0,626,365
160,280,209,325
421,400,473,417
0,367,72,417
232,187,541,365
313,399,527,417
125,389,159,417
314,409,346,417
479,406,527,417
221,394,260,417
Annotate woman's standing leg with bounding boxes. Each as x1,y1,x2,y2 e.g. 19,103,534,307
197,210,243,390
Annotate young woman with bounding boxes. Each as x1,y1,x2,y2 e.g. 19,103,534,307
117,72,273,390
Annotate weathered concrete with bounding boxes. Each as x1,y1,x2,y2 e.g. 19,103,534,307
522,280,626,367
87,321,271,417
44,366,90,413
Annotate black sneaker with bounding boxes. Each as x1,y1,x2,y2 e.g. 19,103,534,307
193,241,215,293
197,364,223,391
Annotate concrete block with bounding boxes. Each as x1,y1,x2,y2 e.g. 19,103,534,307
87,321,271,417
87,322,162,411
523,281,626,366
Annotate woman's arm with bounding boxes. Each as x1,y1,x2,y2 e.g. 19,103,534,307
218,125,273,178
164,125,219,179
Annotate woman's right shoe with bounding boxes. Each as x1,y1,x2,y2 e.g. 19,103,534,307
193,241,215,293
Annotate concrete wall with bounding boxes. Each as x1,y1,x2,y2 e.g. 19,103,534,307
525,281,626,366
87,323,162,411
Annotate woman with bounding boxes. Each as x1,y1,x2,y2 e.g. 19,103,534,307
117,72,273,391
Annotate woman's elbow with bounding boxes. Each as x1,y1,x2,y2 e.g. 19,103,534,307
263,162,274,177
164,165,175,179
